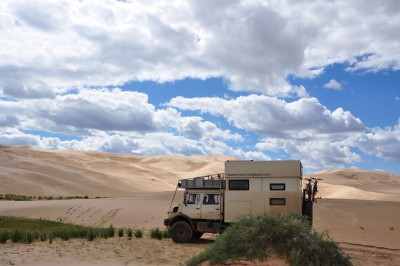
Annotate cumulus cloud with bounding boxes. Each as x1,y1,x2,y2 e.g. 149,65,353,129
256,138,361,171
1,1,399,98
351,122,400,162
0,129,40,147
1,0,400,171
0,88,243,156
324,79,342,90
0,114,19,127
168,94,365,138
12,88,157,134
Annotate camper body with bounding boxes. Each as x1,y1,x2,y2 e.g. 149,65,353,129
164,160,311,243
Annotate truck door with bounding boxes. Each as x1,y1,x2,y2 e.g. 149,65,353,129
181,191,201,219
200,193,222,220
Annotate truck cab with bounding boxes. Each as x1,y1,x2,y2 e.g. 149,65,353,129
180,190,222,220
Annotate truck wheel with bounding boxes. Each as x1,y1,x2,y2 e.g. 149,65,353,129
171,221,193,243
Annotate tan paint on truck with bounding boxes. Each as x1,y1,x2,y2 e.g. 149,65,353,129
224,160,302,223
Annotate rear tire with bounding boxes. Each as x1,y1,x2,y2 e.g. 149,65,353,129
171,221,193,243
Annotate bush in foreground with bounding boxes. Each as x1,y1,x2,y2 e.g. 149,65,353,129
187,213,352,266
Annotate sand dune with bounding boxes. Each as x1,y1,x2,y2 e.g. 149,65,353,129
305,169,400,202
0,145,235,196
1,145,400,265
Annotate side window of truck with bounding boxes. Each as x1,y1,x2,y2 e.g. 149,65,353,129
270,183,286,190
185,193,200,204
203,194,219,205
229,180,249,190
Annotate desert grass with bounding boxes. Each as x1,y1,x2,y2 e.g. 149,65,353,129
0,216,120,244
134,229,143,238
118,228,124,237
150,228,163,240
150,227,171,240
186,213,352,266
0,194,107,201
127,228,133,238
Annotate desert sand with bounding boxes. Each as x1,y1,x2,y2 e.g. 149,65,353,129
0,145,399,265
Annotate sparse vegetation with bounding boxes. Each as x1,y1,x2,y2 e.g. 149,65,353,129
0,216,118,244
127,228,133,238
150,227,163,240
0,194,106,201
186,213,352,266
162,228,171,238
134,229,143,238
118,228,124,237
149,227,171,240
106,224,115,238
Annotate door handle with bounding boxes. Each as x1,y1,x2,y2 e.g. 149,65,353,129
196,208,200,210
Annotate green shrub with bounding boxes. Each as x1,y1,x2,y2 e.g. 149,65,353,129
162,228,171,238
127,228,133,238
118,228,124,237
187,213,352,266
107,224,115,238
39,232,47,241
58,229,71,241
150,228,162,240
10,229,23,243
0,230,9,243
134,229,143,238
87,229,96,241
24,231,34,244
0,216,117,244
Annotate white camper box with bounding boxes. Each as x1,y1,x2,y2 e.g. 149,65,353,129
224,160,303,222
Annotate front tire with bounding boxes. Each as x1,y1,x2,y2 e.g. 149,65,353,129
171,221,193,243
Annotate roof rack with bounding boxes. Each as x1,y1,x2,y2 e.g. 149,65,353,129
178,173,225,189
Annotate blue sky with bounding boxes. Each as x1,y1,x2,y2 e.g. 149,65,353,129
0,0,399,173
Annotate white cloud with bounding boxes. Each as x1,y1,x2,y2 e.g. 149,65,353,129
1,1,399,98
324,79,342,90
351,121,400,162
256,138,361,171
0,129,41,147
0,88,242,155
19,88,158,133
1,0,400,171
168,94,365,138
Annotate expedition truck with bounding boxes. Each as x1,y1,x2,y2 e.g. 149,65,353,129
164,160,316,243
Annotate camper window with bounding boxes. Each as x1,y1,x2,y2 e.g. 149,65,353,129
229,180,249,190
269,198,286,206
270,183,286,190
